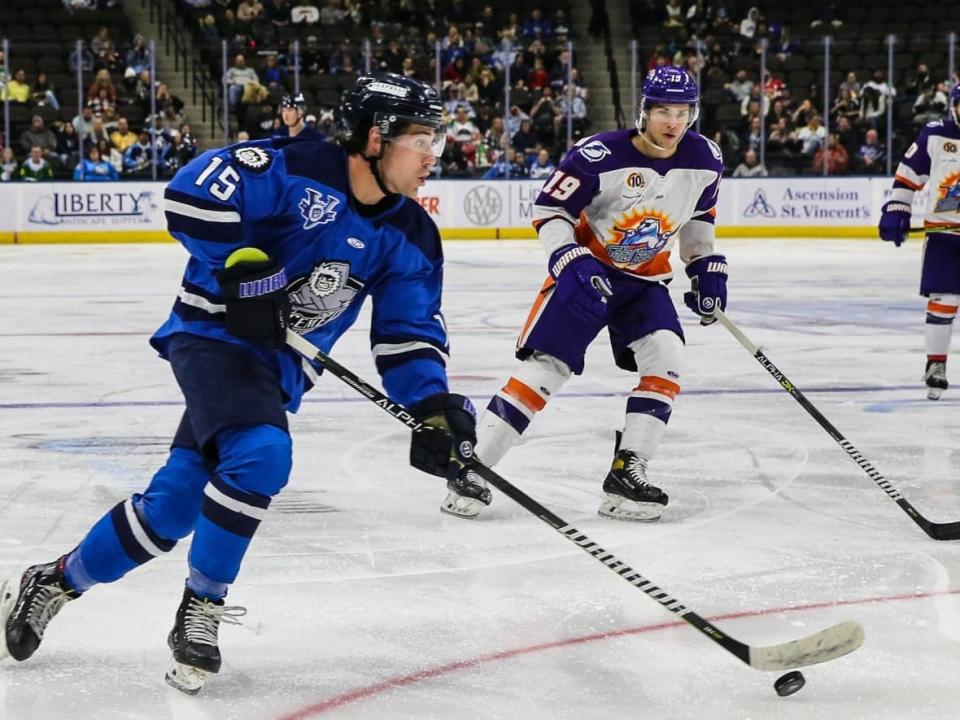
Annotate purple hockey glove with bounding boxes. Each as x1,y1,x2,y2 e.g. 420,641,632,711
879,201,911,247
548,244,613,324
683,254,728,326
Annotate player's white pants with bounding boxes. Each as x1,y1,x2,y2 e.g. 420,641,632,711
619,330,685,460
925,294,959,359
475,352,572,467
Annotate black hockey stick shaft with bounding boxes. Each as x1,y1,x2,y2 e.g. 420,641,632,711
716,310,960,541
285,329,863,670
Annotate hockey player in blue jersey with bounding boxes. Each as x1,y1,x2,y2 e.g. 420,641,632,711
0,71,483,693
275,91,325,142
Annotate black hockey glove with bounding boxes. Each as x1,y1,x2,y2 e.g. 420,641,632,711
409,393,478,480
216,256,290,349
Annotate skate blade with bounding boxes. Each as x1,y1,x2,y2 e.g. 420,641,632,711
927,387,945,400
598,495,664,522
165,658,212,695
0,576,17,663
440,491,483,519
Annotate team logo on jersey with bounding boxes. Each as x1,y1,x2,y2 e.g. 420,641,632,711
934,171,960,213
232,146,271,171
578,140,612,163
606,210,676,265
287,261,364,332
744,189,777,218
945,142,958,153
299,188,341,229
347,237,365,249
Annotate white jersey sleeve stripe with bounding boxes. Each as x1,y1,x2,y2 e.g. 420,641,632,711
164,198,242,223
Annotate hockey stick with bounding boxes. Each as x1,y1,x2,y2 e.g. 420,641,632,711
715,309,960,541
285,329,864,671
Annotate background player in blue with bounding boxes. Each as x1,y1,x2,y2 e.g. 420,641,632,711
0,72,481,694
275,92,325,141
879,85,960,399
442,67,727,523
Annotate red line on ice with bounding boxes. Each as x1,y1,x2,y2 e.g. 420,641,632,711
276,587,960,719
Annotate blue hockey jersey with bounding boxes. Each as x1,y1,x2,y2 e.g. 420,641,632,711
152,138,449,412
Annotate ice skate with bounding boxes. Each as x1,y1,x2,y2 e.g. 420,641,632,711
598,450,669,522
2,558,79,662
165,587,246,695
440,465,492,519
924,360,948,400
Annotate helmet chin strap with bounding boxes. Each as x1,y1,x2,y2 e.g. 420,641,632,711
362,148,395,198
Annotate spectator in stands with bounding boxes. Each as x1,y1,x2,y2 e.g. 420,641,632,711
733,148,768,177
521,8,553,40
291,0,320,24
791,98,818,128
663,0,685,30
380,40,404,74
226,54,260,110
20,117,57,159
91,26,121,71
301,35,324,73
913,84,948,125
834,115,859,158
110,117,138,153
56,121,81,169
528,58,550,91
506,104,531,136
73,105,95,139
328,40,359,75
237,0,264,23
725,70,754,103
483,146,527,178
855,128,885,175
5,70,31,104
123,131,156,176
528,147,556,179
261,54,285,88
530,86,560,143
773,26,798,60
87,117,111,148
1,147,17,182
74,145,119,181
448,105,480,144
556,86,589,139
906,63,934,96
443,85,475,118
91,87,117,118
19,146,54,182
831,87,860,125
439,135,471,177
797,114,826,156
87,69,118,106
125,34,152,76
319,0,347,26
476,67,501,107
839,71,860,100
812,132,849,174
483,116,508,157
511,117,539,162
30,73,60,110
739,6,761,39
174,123,199,167
443,57,467,85
64,0,96,10
766,116,799,158
860,70,895,129
743,116,762,153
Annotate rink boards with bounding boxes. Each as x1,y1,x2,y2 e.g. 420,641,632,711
0,176,929,243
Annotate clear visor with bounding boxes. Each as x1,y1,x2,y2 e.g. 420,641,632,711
635,100,700,133
384,126,447,157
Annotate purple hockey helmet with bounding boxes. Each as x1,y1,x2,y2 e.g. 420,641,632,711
636,66,700,134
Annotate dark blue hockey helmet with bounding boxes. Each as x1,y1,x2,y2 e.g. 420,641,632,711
281,92,306,111
339,72,445,156
636,66,700,134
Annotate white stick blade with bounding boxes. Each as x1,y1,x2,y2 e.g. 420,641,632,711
748,620,865,671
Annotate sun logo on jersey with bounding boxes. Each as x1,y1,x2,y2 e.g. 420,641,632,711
934,171,960,213
606,209,676,265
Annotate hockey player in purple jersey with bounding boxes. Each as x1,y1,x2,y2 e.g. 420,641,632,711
441,66,727,521
880,85,960,400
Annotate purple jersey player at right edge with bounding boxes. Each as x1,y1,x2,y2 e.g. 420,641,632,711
879,85,960,400
440,66,728,521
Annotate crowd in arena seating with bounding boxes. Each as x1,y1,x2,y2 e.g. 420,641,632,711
174,0,584,178
0,0,198,181
631,0,957,176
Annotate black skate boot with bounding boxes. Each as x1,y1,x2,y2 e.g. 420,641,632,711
598,450,669,522
165,586,246,695
924,360,948,401
1,557,79,662
441,464,493,519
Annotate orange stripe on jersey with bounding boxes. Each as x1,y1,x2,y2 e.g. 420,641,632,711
504,377,547,412
517,276,555,345
928,301,959,314
634,375,681,400
895,174,922,190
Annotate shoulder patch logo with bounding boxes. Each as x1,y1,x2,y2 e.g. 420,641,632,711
579,140,612,163
299,188,341,229
233,146,271,171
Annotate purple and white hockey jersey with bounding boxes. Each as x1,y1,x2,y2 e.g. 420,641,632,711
532,128,723,281
892,119,960,233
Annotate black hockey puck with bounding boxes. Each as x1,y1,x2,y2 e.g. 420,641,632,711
774,670,806,697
